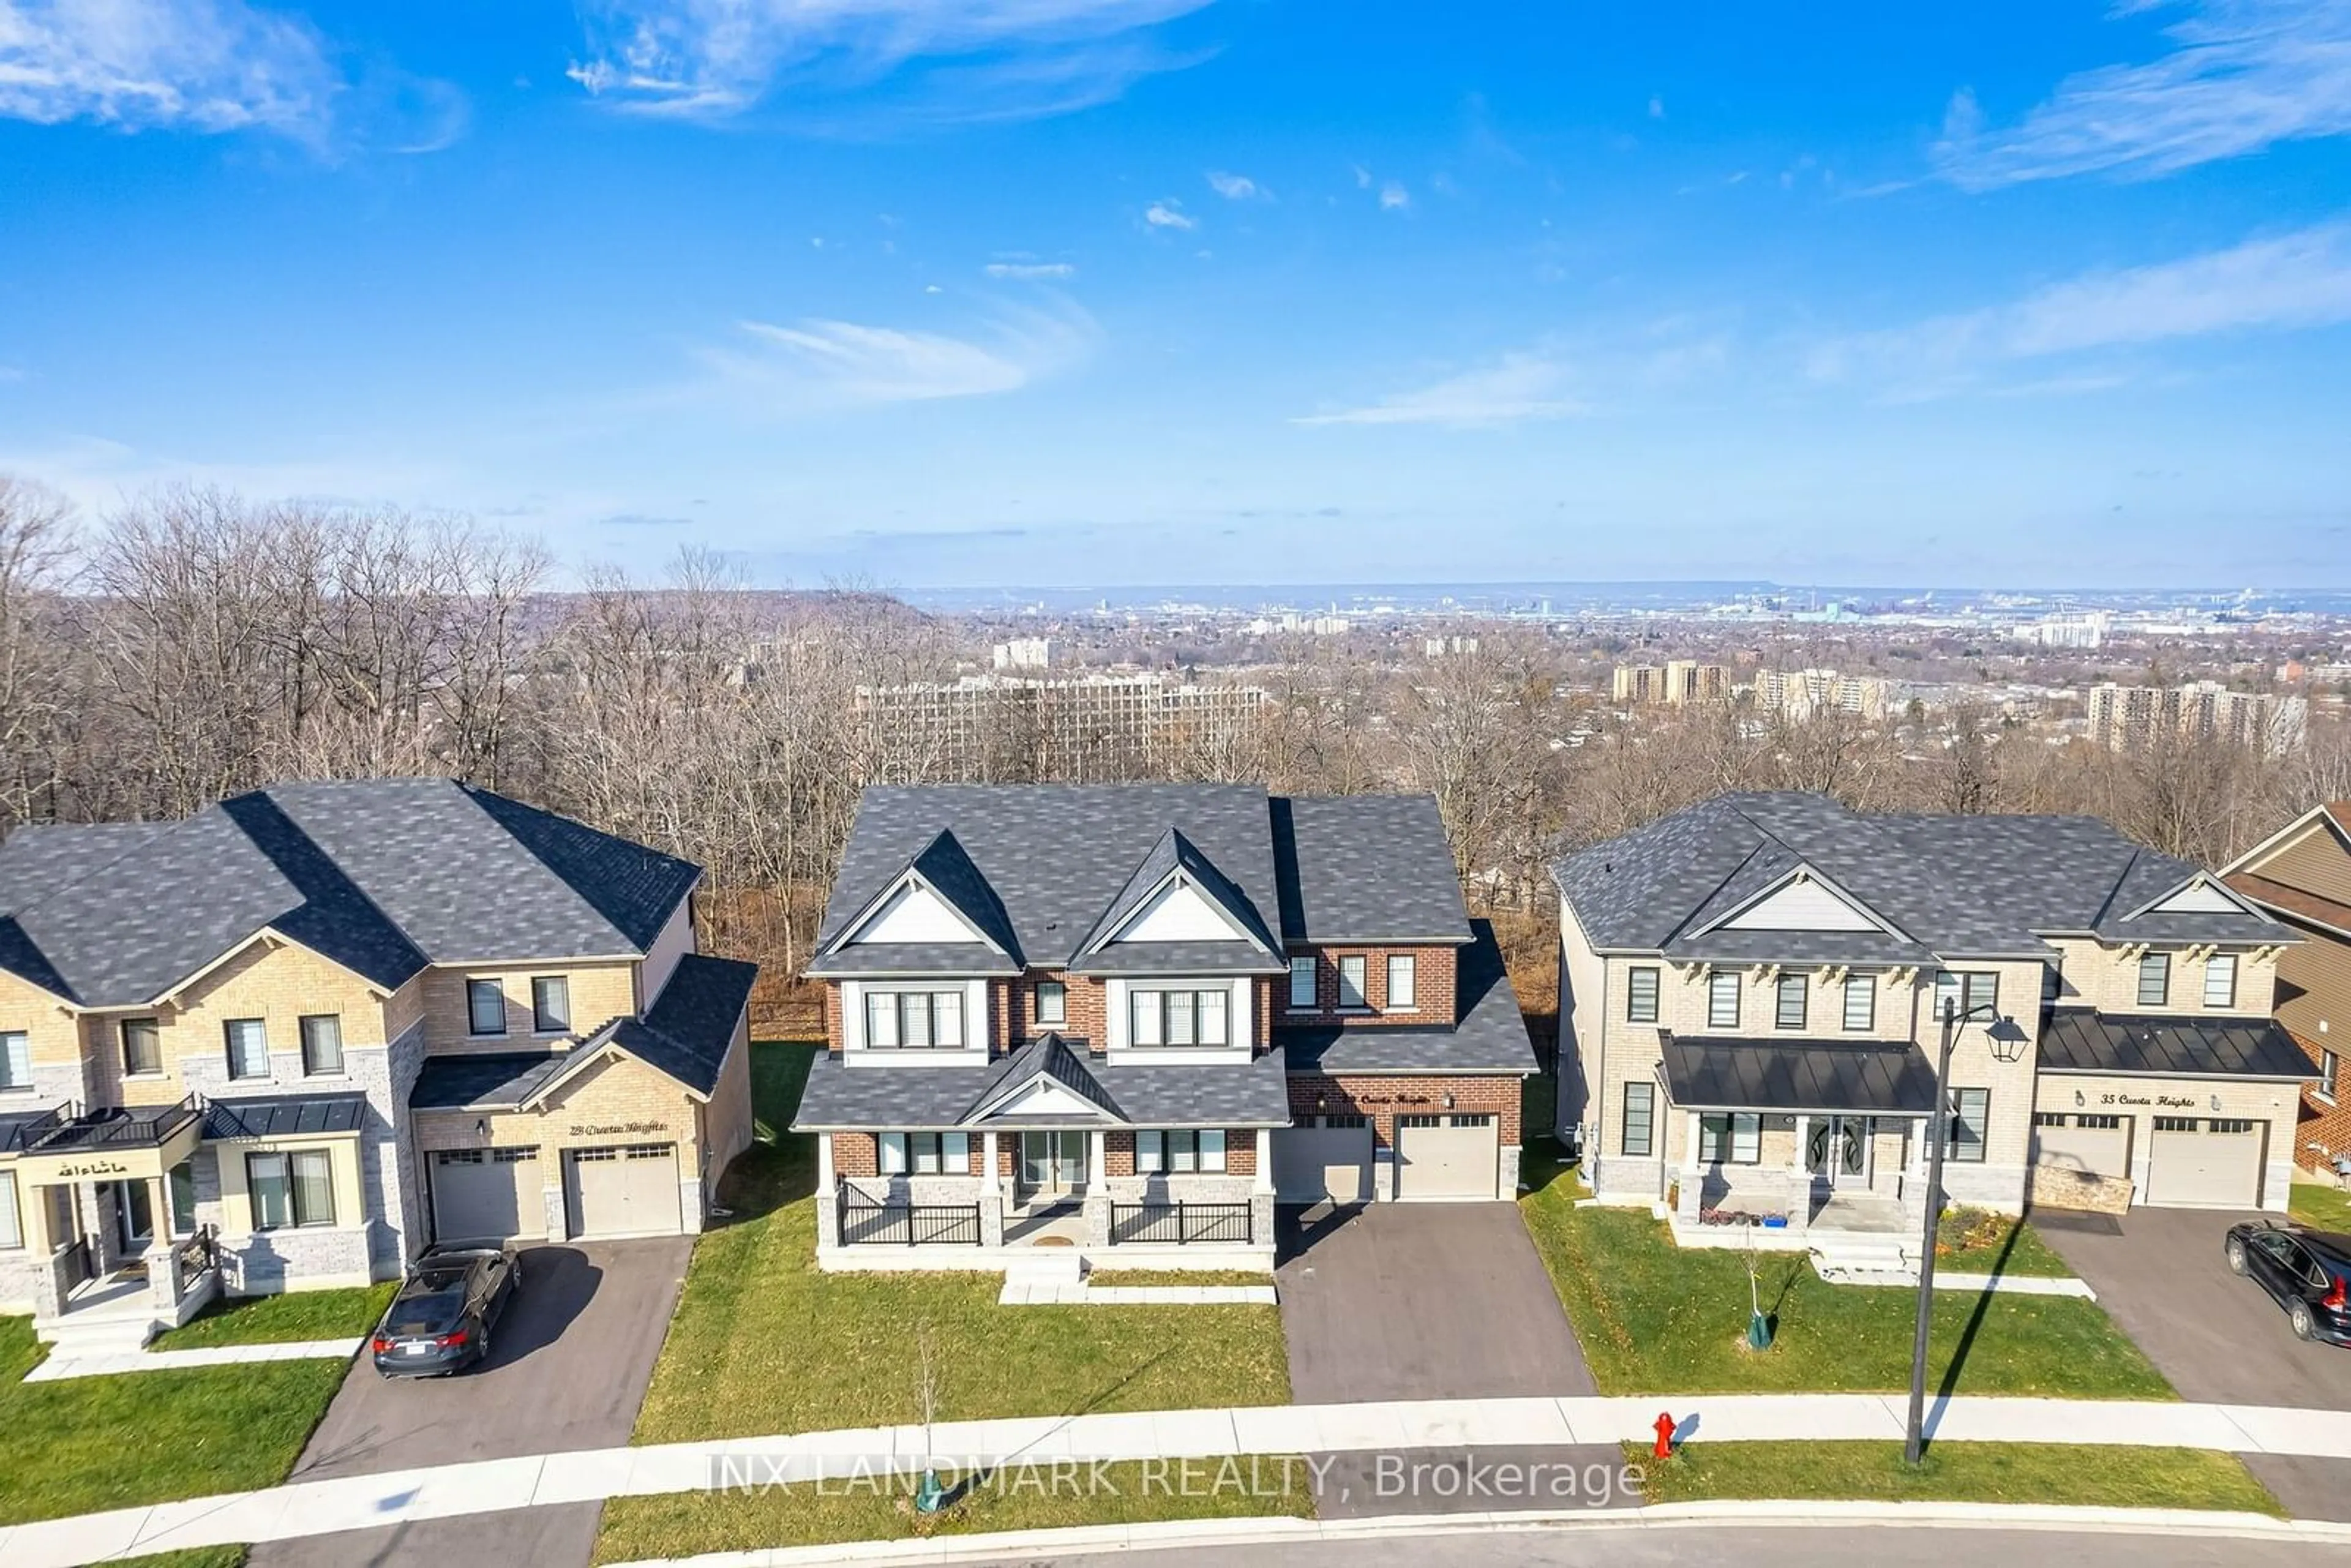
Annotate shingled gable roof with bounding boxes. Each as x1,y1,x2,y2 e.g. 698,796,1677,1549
1072,826,1281,962
519,953,757,1103
964,1033,1122,1123
0,779,701,1008
820,827,1019,958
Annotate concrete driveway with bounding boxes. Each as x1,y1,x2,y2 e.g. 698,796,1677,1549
249,1237,692,1568
2036,1204,2351,1520
1276,1203,1616,1517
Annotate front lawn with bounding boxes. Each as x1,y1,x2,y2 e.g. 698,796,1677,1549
593,1458,1313,1564
0,1315,347,1526
151,1283,395,1351
1933,1207,2073,1278
629,1043,1291,1446
2292,1179,2351,1232
1518,1146,2170,1398
1630,1439,2279,1514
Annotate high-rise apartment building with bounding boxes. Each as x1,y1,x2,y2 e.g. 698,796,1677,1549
2086,680,2306,755
855,672,1272,782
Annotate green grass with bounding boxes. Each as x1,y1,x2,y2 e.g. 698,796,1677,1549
593,1458,1313,1564
100,1551,249,1568
151,1283,396,1351
1630,1439,2281,1514
1518,1146,2172,1398
1932,1207,2075,1278
629,1043,1291,1446
0,1316,349,1526
2292,1179,2351,1232
1084,1270,1272,1288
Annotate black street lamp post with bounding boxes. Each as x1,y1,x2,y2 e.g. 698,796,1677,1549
1905,992,2002,1466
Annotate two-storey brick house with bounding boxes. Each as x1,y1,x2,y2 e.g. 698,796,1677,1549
795,784,1536,1271
2225,802,2351,1173
1555,793,2308,1258
0,779,756,1342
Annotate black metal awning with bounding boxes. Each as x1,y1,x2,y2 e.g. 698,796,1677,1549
1659,1033,1940,1116
2038,1010,2314,1079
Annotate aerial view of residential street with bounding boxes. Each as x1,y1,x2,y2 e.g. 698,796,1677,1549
4,2,2351,1566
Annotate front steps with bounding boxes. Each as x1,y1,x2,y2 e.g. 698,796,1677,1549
1809,1231,1921,1285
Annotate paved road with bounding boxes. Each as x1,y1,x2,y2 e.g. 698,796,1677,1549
999,1523,2351,1567
249,1238,691,1568
1276,1202,1616,1517
2038,1205,2351,1519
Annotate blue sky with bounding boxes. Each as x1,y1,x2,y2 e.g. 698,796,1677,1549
1,0,2347,589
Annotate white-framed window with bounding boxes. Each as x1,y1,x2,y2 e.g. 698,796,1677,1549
1288,956,1317,1009
1035,980,1067,1026
878,1131,970,1175
121,1017,162,1076
1708,972,1741,1030
2321,1051,2339,1104
299,1015,343,1076
1621,1081,1655,1157
1337,955,1369,1008
1698,1112,1762,1165
0,1170,21,1249
1136,1128,1226,1174
467,979,508,1036
2136,952,2170,1008
1934,970,2000,1022
248,1149,335,1229
864,990,967,1049
1128,987,1229,1046
1775,973,1808,1031
532,975,571,1033
1948,1088,1989,1163
224,1018,269,1080
1386,954,1417,1010
1626,967,1660,1024
2203,954,2238,1008
0,1029,32,1091
1842,975,1876,1032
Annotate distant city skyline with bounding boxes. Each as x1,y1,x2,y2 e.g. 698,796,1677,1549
1,1,2347,587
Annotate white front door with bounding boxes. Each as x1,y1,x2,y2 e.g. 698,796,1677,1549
1807,1116,1871,1190
1019,1131,1086,1198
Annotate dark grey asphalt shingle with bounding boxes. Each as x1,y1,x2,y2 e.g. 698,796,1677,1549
1074,827,1283,959
1668,928,1941,967
1659,1034,1941,1114
620,953,757,1096
1273,794,1474,943
793,1031,1293,1129
410,1052,573,1110
2038,1010,2314,1079
1280,920,1536,1075
1071,940,1287,977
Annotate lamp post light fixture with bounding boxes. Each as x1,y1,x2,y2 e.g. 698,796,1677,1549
1905,993,2015,1466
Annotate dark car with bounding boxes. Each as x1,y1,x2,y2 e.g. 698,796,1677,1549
370,1245,522,1377
2225,1222,2351,1345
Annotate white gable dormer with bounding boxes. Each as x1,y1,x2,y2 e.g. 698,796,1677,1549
972,1076,1112,1122
1108,876,1254,945
1718,872,1887,934
2145,877,2246,915
844,874,992,947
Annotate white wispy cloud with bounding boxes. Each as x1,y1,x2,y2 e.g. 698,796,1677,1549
0,0,339,136
1205,169,1262,200
692,301,1097,410
1378,180,1409,211
1809,222,2351,394
1935,0,2351,188
1144,198,1195,229
1294,354,1585,428
566,0,1216,126
983,260,1076,278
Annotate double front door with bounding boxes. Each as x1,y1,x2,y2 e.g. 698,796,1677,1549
1806,1116,1872,1190
1018,1131,1087,1201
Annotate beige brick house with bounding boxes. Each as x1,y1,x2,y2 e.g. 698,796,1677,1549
0,779,756,1345
795,785,1535,1273
1554,793,2307,1270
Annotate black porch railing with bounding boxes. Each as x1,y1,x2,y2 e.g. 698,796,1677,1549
838,1189,981,1247
1108,1200,1253,1246
29,1096,204,1152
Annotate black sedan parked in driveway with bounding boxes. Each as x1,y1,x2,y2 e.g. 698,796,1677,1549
2225,1221,2351,1345
370,1245,523,1377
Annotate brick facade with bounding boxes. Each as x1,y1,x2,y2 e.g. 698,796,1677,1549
1287,1072,1521,1148
1103,1127,1257,1176
1277,944,1458,1027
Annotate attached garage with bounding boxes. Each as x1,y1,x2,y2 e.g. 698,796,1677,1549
2031,1115,2131,1183
1393,1113,1501,1201
564,1144,683,1238
1273,1116,1373,1204
2146,1117,2267,1209
432,1146,542,1244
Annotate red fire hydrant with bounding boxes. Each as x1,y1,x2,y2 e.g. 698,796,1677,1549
1652,1411,1676,1460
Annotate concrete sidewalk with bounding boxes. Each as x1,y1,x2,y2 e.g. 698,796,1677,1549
22,1337,362,1383
13,1392,2351,1568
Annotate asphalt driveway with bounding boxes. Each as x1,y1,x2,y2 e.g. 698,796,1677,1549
249,1237,692,1568
2036,1204,2351,1520
1277,1202,1619,1517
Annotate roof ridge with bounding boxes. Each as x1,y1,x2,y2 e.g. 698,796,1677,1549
0,817,190,926
240,786,433,975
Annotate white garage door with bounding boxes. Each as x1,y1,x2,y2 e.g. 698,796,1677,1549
432,1147,541,1244
1272,1117,1373,1204
2031,1114,2132,1182
2146,1117,2265,1209
1395,1114,1501,1201
564,1144,683,1237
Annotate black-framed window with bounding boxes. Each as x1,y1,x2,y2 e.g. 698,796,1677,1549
121,1017,162,1076
1622,1081,1655,1158
1948,1087,1989,1163
2136,952,2170,1008
1137,1128,1226,1173
224,1018,269,1079
1933,970,2000,1021
299,1014,343,1076
865,989,967,1049
1337,955,1369,1008
2323,1051,2340,1103
1775,973,1808,1030
1626,967,1660,1024
1288,956,1317,1008
1708,972,1741,1029
532,975,571,1033
1699,1111,1762,1164
1128,987,1229,1046
877,1131,970,1175
1840,975,1876,1032
467,979,508,1036
1035,980,1068,1026
249,1149,335,1229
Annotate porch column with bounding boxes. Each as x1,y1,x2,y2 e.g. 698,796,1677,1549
977,1131,1005,1249
814,1133,840,1250
1082,1131,1110,1249
144,1174,180,1316
1678,1110,1703,1220
1252,1129,1274,1196
1791,1114,1811,1231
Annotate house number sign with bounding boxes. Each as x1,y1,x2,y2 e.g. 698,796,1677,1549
570,1120,668,1136
54,1158,132,1177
